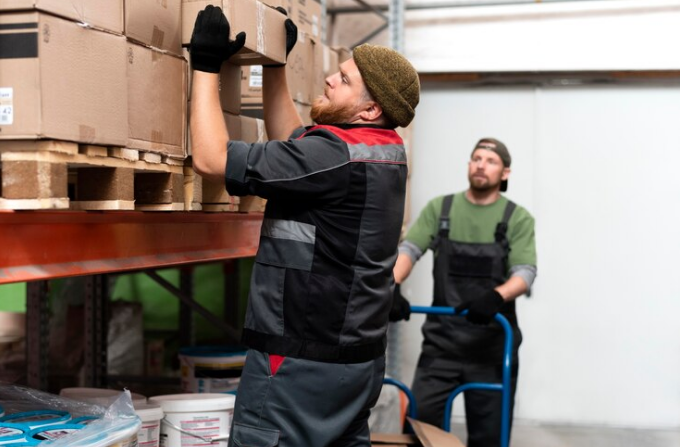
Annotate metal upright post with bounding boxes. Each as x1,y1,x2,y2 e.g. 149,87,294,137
223,260,240,330
179,267,195,348
84,275,109,388
26,280,50,390
389,0,405,52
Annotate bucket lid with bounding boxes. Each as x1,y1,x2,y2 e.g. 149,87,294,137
59,387,147,405
149,393,235,413
0,410,70,428
0,422,27,440
133,403,164,422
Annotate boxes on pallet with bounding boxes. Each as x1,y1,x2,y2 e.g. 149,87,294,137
0,12,128,146
125,0,182,55
127,42,187,159
181,0,286,66
0,0,124,34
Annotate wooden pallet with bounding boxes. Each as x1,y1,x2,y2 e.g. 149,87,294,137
0,140,184,211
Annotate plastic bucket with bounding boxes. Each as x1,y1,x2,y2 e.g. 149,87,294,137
149,393,235,447
179,346,246,393
0,410,71,430
59,388,147,407
132,403,163,447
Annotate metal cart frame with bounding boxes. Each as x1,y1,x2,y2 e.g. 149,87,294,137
384,305,513,447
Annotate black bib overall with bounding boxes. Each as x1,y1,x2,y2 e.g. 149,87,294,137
411,194,522,447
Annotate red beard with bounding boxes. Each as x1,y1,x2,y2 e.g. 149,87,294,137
310,97,358,125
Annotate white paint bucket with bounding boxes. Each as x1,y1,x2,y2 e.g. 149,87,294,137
178,346,246,393
133,403,163,447
59,388,147,406
149,393,235,447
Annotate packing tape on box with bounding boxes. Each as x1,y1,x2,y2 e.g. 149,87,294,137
257,1,265,56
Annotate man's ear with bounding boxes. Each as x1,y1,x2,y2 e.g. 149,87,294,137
358,101,383,122
502,167,511,181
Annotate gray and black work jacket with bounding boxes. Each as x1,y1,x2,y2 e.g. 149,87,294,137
226,123,408,364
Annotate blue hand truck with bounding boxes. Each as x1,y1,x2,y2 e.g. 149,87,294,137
383,305,513,447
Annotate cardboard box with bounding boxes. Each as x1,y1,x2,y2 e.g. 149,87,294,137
333,45,352,64
185,50,242,115
0,12,128,146
127,42,187,159
240,115,266,143
286,31,315,105
371,418,465,447
182,0,286,66
241,65,263,98
125,0,182,55
311,37,326,104
290,0,321,40
324,44,340,77
294,100,312,126
0,0,123,33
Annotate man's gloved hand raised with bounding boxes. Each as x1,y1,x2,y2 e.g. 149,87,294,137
458,289,505,325
189,5,246,73
389,284,411,322
264,6,298,67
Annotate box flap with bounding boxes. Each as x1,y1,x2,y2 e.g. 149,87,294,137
407,418,465,447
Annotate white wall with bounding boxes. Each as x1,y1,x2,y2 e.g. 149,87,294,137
404,0,680,72
400,83,680,429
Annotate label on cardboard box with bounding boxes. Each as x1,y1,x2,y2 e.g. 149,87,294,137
0,88,12,125
249,65,263,88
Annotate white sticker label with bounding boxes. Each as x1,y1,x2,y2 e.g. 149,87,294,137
249,66,263,88
0,88,13,125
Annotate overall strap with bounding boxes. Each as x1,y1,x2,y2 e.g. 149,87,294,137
494,200,517,252
429,194,454,251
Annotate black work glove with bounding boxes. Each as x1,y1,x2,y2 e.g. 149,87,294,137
389,284,411,322
263,6,298,67
189,5,246,73
458,289,504,325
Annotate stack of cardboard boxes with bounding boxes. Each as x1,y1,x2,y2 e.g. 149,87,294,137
0,0,344,212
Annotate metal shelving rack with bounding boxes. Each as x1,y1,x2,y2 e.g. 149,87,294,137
2,210,263,390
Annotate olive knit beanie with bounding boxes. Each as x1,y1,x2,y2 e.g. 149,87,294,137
353,44,420,128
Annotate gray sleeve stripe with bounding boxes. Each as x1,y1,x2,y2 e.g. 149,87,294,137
348,143,406,163
509,264,537,292
262,218,316,244
398,240,424,263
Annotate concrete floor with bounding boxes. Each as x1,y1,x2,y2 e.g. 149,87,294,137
450,421,680,447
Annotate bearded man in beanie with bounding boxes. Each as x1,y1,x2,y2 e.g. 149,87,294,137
391,138,537,447
188,5,419,446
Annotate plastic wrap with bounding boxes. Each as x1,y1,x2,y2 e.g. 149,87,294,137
0,384,140,446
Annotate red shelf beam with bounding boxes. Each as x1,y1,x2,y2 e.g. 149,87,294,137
0,211,263,284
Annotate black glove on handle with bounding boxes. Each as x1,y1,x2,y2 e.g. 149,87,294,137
458,289,505,325
264,6,298,67
189,5,246,73
389,284,411,322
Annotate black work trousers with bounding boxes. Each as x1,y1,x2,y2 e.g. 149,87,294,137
411,355,519,447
